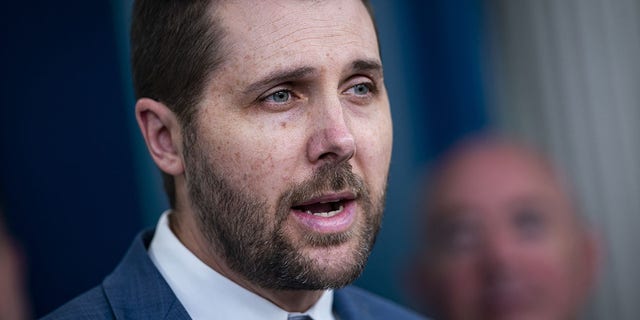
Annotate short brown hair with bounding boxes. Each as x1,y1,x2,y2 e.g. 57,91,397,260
130,0,376,208
131,0,226,208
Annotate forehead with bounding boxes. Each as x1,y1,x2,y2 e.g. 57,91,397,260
437,147,553,197
214,0,379,70
428,145,573,220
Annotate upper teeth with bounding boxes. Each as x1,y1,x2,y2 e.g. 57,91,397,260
320,200,340,204
307,204,344,217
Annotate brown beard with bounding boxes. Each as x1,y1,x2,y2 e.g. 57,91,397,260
183,136,385,290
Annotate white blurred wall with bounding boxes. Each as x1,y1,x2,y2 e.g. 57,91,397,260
485,0,640,319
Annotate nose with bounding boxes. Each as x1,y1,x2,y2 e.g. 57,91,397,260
481,228,518,274
306,98,356,165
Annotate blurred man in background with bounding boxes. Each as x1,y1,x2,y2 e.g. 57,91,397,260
410,136,600,320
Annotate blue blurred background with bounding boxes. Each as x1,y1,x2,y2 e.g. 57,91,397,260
2,0,639,319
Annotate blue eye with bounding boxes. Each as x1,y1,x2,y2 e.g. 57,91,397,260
266,90,291,103
352,83,371,95
344,82,377,104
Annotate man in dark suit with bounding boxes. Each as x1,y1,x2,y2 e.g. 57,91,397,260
44,0,424,319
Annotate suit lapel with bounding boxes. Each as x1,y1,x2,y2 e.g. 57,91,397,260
102,230,191,319
333,287,371,320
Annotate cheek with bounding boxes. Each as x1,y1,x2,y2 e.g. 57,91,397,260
516,242,580,306
520,237,574,278
352,113,392,189
206,123,299,195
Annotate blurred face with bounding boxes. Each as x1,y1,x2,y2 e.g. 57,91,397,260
183,0,391,289
421,146,593,320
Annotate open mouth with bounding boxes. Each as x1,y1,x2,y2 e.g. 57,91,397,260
291,192,356,218
292,199,345,218
290,192,358,233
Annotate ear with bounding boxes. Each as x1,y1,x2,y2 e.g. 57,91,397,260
135,98,184,176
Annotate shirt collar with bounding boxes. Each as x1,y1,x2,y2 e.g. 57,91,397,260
148,211,335,320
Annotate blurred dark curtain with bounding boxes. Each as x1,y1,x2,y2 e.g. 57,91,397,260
0,1,141,316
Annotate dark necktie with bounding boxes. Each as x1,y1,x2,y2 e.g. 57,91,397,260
287,315,313,320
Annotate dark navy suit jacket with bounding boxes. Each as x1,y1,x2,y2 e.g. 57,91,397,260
43,230,426,319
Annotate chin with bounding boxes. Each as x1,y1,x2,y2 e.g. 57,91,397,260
300,240,369,289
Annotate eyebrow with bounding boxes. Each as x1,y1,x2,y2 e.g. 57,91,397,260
348,59,383,77
243,66,317,95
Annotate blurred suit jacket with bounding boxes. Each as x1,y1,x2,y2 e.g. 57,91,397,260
42,230,426,320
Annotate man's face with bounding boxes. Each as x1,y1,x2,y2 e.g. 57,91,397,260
183,0,391,290
422,147,593,320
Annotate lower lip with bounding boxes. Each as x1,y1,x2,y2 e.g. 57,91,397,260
291,200,357,233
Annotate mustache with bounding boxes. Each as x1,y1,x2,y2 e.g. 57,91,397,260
275,162,368,220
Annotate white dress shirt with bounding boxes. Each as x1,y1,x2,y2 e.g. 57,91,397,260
148,211,335,320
